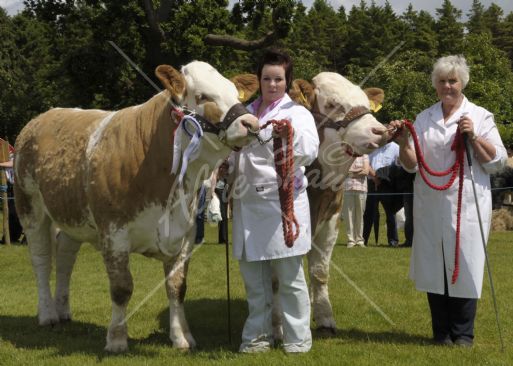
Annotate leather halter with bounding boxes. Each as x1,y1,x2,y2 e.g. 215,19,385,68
313,106,371,130
177,103,251,135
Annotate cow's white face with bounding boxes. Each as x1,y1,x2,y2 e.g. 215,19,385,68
313,72,388,156
181,61,259,150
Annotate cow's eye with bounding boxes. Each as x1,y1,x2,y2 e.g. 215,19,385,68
196,94,211,103
325,103,335,110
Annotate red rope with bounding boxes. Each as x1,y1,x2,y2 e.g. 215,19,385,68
260,119,300,248
403,120,465,284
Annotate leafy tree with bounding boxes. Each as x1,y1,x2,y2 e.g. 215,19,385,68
344,1,403,70
400,5,438,57
346,49,436,124
435,0,464,55
0,8,29,141
466,0,487,34
463,33,513,147
482,2,504,38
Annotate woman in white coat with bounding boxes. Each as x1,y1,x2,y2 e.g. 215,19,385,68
390,55,506,347
232,49,319,353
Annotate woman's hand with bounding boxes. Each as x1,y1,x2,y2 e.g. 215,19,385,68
272,120,293,139
389,119,410,146
458,114,475,139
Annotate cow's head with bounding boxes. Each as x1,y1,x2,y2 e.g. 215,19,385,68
155,61,259,151
292,72,388,153
290,72,389,182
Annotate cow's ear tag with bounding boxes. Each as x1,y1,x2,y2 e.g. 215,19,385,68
369,100,382,113
238,90,245,102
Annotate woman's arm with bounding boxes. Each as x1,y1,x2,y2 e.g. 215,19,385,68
389,120,417,171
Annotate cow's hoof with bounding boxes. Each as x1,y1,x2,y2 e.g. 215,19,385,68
57,309,72,323
172,336,193,350
104,340,128,353
184,333,197,349
273,325,284,342
38,310,59,326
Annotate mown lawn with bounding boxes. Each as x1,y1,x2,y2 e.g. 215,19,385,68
0,218,512,365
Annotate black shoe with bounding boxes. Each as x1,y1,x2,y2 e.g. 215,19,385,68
453,337,473,347
388,240,399,247
400,241,412,247
433,336,453,346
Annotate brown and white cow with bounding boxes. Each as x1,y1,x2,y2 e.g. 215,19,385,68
273,72,388,334
14,61,259,352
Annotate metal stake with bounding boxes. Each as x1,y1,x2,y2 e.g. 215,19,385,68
463,134,505,352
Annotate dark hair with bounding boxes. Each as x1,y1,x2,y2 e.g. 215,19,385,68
256,48,293,92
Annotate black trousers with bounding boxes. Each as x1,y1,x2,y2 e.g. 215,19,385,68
363,180,398,245
1,184,23,244
427,271,477,342
402,193,414,246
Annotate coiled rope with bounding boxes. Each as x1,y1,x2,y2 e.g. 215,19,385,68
402,120,465,284
260,119,299,248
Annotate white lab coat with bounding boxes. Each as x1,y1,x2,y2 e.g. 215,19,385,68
403,96,507,298
232,94,319,261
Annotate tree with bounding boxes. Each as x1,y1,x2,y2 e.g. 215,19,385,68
343,1,403,70
463,32,513,147
0,8,29,141
435,0,464,55
204,0,296,50
401,5,438,57
466,0,487,34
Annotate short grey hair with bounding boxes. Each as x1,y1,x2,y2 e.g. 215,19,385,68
431,55,470,89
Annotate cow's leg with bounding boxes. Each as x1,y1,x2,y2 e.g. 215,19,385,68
271,272,284,342
163,251,196,350
54,231,81,322
103,249,133,353
308,214,339,333
19,194,58,326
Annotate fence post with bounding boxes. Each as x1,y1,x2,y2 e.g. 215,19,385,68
0,138,10,246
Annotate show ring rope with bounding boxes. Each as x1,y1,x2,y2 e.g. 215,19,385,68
260,119,299,248
399,119,466,284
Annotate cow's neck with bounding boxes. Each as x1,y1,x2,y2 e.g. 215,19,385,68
307,115,356,231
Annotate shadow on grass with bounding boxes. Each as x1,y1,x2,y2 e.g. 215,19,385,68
0,298,248,357
0,301,428,358
322,327,431,345
142,298,247,353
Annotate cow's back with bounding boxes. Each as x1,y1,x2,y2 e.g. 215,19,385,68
15,108,110,228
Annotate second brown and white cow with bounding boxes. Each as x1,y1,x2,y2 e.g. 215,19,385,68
14,61,259,352
277,72,388,334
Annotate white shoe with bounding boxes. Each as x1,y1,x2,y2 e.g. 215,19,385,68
347,243,356,248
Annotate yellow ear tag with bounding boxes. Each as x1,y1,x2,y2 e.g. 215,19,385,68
238,90,245,102
369,100,382,113
298,91,308,107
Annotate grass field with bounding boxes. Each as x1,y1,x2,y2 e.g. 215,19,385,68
0,217,512,365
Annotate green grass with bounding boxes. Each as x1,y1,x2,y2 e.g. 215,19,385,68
0,219,513,365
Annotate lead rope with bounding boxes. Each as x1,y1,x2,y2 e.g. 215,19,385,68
401,120,465,284
260,119,300,247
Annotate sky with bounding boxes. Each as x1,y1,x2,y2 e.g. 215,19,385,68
1,0,513,18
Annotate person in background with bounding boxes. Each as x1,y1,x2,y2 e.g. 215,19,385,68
390,55,507,347
231,48,319,353
0,156,23,243
363,142,400,247
341,155,369,248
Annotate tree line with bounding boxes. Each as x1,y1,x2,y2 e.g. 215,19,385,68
1,0,513,147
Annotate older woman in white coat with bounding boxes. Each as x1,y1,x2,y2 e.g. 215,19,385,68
231,49,319,353
390,55,506,347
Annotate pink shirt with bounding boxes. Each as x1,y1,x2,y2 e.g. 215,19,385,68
343,155,368,192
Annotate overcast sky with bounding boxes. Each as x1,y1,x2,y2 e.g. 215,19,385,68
2,0,513,18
